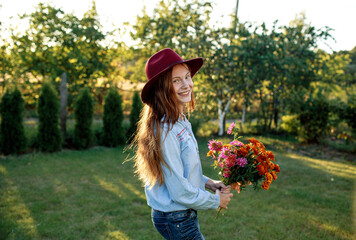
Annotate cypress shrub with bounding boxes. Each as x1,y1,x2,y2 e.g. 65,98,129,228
127,91,143,142
0,88,27,155
102,89,126,147
73,88,94,149
37,83,62,152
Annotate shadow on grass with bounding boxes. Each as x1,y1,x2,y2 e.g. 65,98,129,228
0,147,159,240
197,139,356,240
1,145,355,240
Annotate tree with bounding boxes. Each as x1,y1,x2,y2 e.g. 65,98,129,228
129,0,213,82
102,89,125,147
0,88,27,155
269,16,332,130
37,83,62,152
9,2,113,107
238,16,333,132
0,41,12,95
73,88,94,149
127,91,143,141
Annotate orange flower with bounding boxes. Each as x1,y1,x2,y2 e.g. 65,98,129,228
207,150,214,157
249,137,265,151
223,144,231,148
274,164,280,173
267,151,275,161
260,148,266,155
261,181,270,190
240,147,248,156
232,182,241,193
265,172,273,184
251,145,259,156
271,171,277,180
259,142,266,151
248,138,260,146
257,154,267,163
257,164,266,175
268,161,275,170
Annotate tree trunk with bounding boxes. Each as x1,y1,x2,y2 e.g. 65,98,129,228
241,101,246,132
60,72,68,140
274,107,279,129
218,98,231,136
268,96,274,131
259,90,267,130
273,94,279,130
270,91,280,130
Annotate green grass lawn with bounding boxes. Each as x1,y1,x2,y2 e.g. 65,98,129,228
0,137,355,240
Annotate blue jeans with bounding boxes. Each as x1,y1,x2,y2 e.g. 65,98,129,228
151,209,205,240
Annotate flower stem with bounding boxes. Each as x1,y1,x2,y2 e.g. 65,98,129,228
215,207,223,219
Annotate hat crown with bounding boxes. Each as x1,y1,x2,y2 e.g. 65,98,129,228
145,48,183,81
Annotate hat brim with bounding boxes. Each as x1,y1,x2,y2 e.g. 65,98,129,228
141,57,203,104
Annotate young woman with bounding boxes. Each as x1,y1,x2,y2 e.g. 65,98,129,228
132,48,233,240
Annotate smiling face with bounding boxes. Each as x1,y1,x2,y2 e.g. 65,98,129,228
171,64,193,112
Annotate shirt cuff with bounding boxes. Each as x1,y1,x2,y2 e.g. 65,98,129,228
203,175,210,185
214,193,221,209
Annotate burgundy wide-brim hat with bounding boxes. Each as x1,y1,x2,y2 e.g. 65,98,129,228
141,48,203,104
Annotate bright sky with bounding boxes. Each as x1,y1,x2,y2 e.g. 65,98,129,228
1,0,355,52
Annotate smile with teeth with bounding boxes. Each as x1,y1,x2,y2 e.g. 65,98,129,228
178,90,190,97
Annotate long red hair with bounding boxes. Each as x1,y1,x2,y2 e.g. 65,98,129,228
132,64,195,187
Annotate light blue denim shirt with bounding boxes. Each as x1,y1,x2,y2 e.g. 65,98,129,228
145,117,220,212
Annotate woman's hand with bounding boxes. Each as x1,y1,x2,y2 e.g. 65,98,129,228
206,179,230,192
216,189,233,210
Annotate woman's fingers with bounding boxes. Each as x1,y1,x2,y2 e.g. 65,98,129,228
217,190,233,209
221,185,231,194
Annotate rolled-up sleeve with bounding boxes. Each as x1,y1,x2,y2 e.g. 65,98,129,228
160,130,220,210
202,175,210,185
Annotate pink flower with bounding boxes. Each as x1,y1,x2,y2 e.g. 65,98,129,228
219,147,231,159
227,122,236,135
230,139,243,147
236,157,248,167
208,140,223,151
223,168,231,178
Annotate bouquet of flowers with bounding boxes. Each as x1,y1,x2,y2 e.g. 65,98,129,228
207,123,280,217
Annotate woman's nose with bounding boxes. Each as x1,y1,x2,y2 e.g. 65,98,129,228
181,79,189,88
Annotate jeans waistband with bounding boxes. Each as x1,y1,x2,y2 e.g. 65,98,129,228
152,208,196,215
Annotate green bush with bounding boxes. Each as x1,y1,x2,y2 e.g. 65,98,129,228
126,91,142,142
73,88,94,149
341,94,356,136
102,89,126,147
196,120,219,138
299,94,330,143
0,88,27,155
280,114,300,135
37,83,62,152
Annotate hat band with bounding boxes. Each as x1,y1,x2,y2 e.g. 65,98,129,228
164,60,184,71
